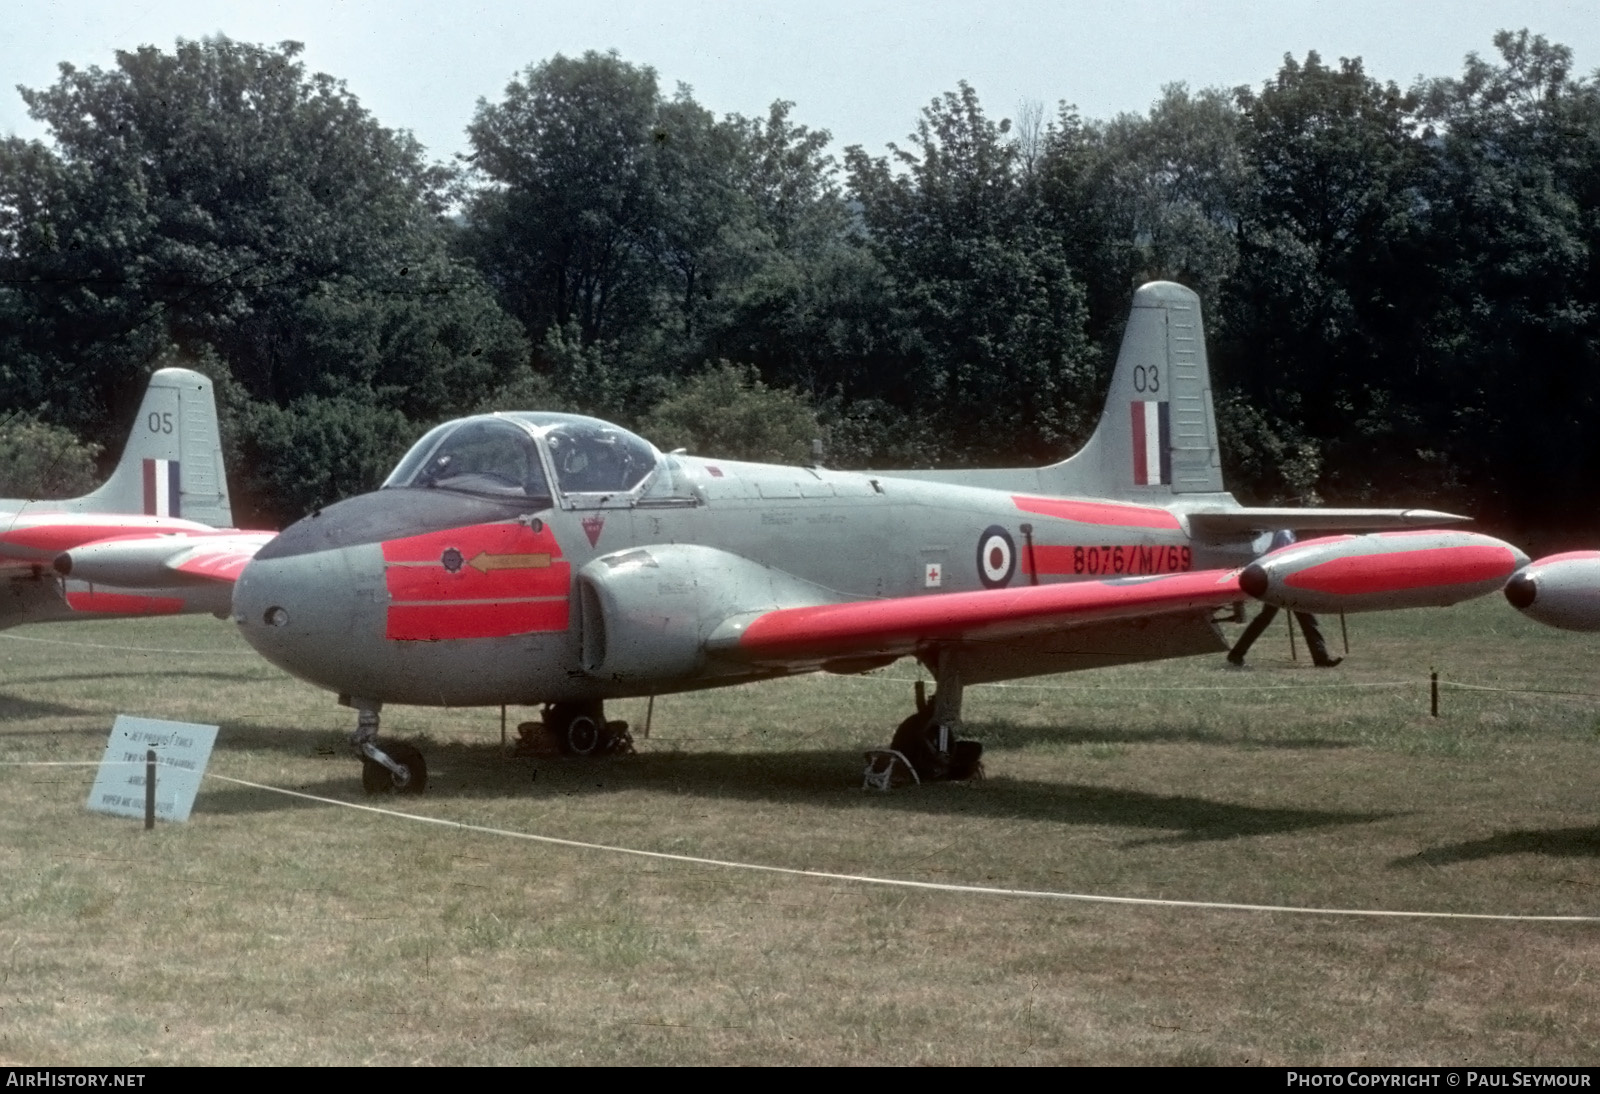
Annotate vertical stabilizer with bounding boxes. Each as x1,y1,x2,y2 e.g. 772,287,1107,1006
73,369,234,526
873,281,1226,500
1043,280,1222,499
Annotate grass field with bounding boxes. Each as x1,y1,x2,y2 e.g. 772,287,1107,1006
1,599,1597,1065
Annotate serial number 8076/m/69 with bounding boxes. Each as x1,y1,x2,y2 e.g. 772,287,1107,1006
1072,544,1193,575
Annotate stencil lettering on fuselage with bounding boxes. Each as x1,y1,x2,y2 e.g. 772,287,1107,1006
1022,544,1194,578
381,520,571,640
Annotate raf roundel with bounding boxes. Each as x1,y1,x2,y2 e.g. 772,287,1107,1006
976,525,1016,588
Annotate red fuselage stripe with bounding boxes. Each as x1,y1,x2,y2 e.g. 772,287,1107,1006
1020,543,1192,577
386,599,570,641
1011,494,1182,530
384,561,571,601
1283,545,1519,595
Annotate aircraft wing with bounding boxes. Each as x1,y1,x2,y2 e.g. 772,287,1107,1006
707,569,1246,666
54,531,278,586
1183,507,1469,537
704,528,1524,670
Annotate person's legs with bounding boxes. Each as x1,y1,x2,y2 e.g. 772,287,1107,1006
1295,613,1342,667
1229,604,1280,665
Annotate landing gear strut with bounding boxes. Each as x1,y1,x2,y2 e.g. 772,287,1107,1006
348,701,428,795
864,648,983,789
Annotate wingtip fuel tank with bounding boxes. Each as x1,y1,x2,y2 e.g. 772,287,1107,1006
1503,552,1600,631
1240,531,1528,614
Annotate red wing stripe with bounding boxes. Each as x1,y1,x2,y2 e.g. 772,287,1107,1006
65,591,185,616
0,519,212,554
731,570,1243,662
1531,551,1600,566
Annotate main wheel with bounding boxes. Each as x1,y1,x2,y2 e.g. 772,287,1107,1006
544,701,606,756
361,741,428,795
565,715,601,756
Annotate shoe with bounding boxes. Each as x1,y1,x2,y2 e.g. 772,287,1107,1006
1314,657,1343,668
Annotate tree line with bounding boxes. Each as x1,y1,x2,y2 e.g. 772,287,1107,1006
1,32,1596,534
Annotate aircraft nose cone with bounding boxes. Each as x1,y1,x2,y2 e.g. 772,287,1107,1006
234,542,374,689
1504,570,1537,610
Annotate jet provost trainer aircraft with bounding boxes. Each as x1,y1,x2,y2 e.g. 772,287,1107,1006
1,368,272,630
232,282,1528,793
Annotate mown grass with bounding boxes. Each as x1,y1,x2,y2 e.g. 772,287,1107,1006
0,600,1596,1065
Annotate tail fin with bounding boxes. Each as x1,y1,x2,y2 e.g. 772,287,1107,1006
874,281,1226,500
71,368,234,526
1045,280,1223,499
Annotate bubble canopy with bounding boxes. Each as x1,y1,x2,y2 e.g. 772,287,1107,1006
383,413,662,500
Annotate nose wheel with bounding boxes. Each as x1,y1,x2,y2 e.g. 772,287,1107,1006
349,703,428,794
360,740,428,795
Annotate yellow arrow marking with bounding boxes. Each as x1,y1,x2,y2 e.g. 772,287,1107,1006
467,551,552,573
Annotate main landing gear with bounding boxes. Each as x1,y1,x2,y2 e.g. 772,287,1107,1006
863,649,984,790
349,702,428,795
515,701,633,758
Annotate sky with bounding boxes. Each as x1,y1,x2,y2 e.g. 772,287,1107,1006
3,0,1598,166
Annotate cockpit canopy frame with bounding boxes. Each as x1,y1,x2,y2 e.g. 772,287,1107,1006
383,412,689,510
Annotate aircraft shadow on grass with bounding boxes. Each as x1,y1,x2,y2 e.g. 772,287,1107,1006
198,733,1392,844
971,719,1354,752
1395,827,1600,866
0,691,97,721
20,669,270,688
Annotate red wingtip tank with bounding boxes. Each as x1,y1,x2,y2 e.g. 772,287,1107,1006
1239,531,1528,614
1503,551,1600,632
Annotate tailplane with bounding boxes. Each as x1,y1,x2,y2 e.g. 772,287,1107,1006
69,368,234,526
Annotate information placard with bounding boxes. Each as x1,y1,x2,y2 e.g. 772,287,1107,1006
86,716,218,823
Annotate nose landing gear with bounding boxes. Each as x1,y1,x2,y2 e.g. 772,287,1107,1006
349,702,429,795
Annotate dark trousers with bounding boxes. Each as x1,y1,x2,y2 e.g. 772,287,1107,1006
1230,604,1337,665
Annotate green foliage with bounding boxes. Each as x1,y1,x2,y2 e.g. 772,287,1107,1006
818,398,945,470
0,415,102,499
233,396,421,524
5,32,1600,529
1212,392,1322,505
846,83,1099,463
464,51,668,346
0,36,527,521
639,362,817,463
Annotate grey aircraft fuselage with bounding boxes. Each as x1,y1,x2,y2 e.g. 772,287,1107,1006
234,438,1256,709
